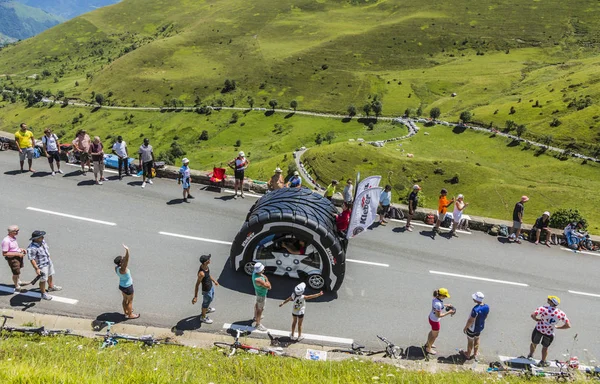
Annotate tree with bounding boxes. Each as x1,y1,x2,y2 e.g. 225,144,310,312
57,90,65,99
235,139,242,147
315,133,323,145
509,106,516,115
325,131,335,144
416,106,423,117
75,81,79,87
371,101,382,119
199,130,209,141
362,103,371,117
505,120,516,131
95,93,105,105
516,124,527,138
290,100,298,111
404,108,412,117
429,107,441,120
347,104,357,117
269,99,278,110
459,111,472,123
247,96,254,109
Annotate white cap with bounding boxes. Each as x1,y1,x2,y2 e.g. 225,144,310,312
294,282,306,295
253,262,264,273
293,171,299,176
413,185,421,190
274,167,282,173
543,211,550,216
182,158,189,164
457,194,464,199
238,151,245,157
472,292,484,302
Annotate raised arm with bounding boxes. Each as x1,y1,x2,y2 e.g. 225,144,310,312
119,244,130,274
305,291,324,300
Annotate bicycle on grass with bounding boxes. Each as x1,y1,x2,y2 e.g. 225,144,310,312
95,321,180,348
0,314,80,337
329,335,403,359
213,329,297,358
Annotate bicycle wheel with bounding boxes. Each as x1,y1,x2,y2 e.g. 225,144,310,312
213,342,236,356
329,348,357,355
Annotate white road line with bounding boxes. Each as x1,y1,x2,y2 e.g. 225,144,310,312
560,247,600,257
0,286,78,305
346,259,389,267
158,231,233,245
429,270,529,287
568,290,600,298
389,219,471,235
223,323,353,345
64,162,140,177
26,207,117,226
222,189,262,198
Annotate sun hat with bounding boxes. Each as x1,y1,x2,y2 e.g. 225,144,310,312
472,292,485,302
29,230,46,240
521,195,529,202
547,295,560,306
238,151,245,157
254,262,265,273
182,158,189,164
274,167,282,173
293,171,299,176
543,211,550,216
413,185,421,190
457,194,464,199
438,288,450,298
295,282,306,296
199,254,211,263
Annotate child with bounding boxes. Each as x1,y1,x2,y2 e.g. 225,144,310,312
279,282,323,341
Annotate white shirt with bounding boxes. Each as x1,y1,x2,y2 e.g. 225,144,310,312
429,298,444,322
112,141,128,158
291,293,306,316
42,134,58,152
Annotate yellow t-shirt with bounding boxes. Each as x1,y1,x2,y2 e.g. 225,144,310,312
325,184,336,197
15,130,34,148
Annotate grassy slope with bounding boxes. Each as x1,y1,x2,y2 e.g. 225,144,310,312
303,124,600,232
0,1,63,40
0,0,599,147
0,335,559,383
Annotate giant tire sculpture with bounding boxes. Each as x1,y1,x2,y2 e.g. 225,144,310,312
230,187,346,291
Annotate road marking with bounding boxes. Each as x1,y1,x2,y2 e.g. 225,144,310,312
223,323,353,345
389,219,471,235
429,270,529,287
568,290,600,298
560,247,600,257
26,207,117,226
346,259,389,267
0,286,78,305
64,162,140,177
158,231,233,245
222,189,262,198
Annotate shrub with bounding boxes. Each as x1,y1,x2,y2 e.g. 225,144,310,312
235,139,242,147
550,118,562,127
549,209,587,230
433,168,445,175
169,141,186,158
199,130,209,141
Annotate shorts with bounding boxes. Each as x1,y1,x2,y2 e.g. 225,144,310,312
513,220,522,230
292,313,305,318
255,295,266,310
143,161,154,178
47,151,60,163
5,256,24,275
92,160,104,175
38,262,55,282
202,287,214,309
429,318,441,331
235,169,245,181
80,152,90,163
19,147,34,161
531,328,554,347
379,204,390,216
182,178,190,189
119,285,134,295
465,329,481,339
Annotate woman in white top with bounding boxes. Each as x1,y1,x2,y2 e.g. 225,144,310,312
425,288,455,355
450,194,469,236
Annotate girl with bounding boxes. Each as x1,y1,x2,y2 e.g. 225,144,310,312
279,282,323,341
425,288,455,355
114,244,139,319
450,194,469,236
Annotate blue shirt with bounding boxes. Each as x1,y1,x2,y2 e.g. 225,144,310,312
115,266,133,288
27,240,51,267
179,165,190,180
468,303,490,333
289,176,302,187
380,190,391,206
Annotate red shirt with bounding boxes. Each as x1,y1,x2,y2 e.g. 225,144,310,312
336,210,352,232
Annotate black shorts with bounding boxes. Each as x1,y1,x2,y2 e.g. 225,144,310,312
143,161,153,178
531,328,554,347
47,151,60,163
465,329,481,339
234,170,244,181
119,285,134,295
292,313,304,319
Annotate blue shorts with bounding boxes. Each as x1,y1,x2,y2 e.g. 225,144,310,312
202,287,214,309
182,178,190,189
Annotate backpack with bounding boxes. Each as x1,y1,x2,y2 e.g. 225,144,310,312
488,225,499,236
441,215,452,228
424,214,435,225
386,207,404,220
498,224,509,237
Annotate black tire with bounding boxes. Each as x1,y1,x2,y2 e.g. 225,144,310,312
230,187,346,291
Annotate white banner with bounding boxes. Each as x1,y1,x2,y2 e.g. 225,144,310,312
347,187,382,239
356,175,381,195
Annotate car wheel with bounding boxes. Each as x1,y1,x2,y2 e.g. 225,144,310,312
243,261,255,276
307,274,325,290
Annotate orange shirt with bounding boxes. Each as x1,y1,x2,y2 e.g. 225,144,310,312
438,196,450,214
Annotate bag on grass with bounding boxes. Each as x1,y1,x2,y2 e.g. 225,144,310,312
424,214,435,225
488,225,499,236
498,225,509,237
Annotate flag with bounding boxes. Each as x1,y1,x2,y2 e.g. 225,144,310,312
347,186,382,239
356,175,381,195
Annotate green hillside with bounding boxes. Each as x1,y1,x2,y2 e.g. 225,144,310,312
0,0,599,152
16,0,120,19
0,1,63,41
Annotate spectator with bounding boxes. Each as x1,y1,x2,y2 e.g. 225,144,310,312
406,185,421,231
41,128,63,175
111,135,130,180
450,194,469,237
73,129,91,175
287,171,302,188
336,202,352,235
114,244,139,319
192,254,219,324
138,138,154,189
252,262,271,331
460,292,489,362
179,158,194,202
509,196,529,244
228,151,249,199
527,296,571,367
564,221,586,250
324,180,338,201
378,185,392,225
90,136,106,185
432,189,454,233
424,288,455,355
14,123,36,173
533,212,552,246
267,167,284,192
342,179,353,204
26,230,62,301
279,282,323,341
2,225,28,293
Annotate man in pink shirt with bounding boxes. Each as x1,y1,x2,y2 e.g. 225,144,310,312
2,225,27,293
72,129,91,175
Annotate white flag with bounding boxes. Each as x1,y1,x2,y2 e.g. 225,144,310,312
347,187,382,239
356,175,381,196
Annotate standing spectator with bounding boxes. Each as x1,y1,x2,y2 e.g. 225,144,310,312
228,151,249,199
41,128,63,175
111,135,130,180
279,282,323,341
527,296,571,367
533,212,552,246
324,180,338,201
179,158,194,202
449,194,469,237
252,262,271,331
432,189,454,233
192,254,219,324
336,202,352,251
2,225,27,293
72,129,91,175
267,167,284,192
509,196,529,243
460,292,489,362
26,230,62,301
114,244,139,319
14,123,36,173
406,185,421,231
90,136,106,185
286,171,302,188
342,179,353,204
424,288,455,355
378,185,392,225
138,138,154,189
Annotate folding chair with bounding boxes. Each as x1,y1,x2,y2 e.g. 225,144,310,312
208,166,227,192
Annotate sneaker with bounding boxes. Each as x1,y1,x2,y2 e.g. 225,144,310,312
147,179,153,184
296,336,304,342
41,293,53,301
534,241,539,245
255,324,267,332
406,226,413,232
48,285,62,292
240,194,245,199
101,177,108,181
200,316,213,324
188,195,195,199
472,355,479,362
58,169,64,174
51,171,56,176
13,285,22,294
183,198,188,203
537,360,550,367
207,307,216,313
451,231,459,237
233,194,238,200
98,181,103,185
142,182,146,188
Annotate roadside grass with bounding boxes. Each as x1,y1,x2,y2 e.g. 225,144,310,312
0,334,560,383
303,124,600,233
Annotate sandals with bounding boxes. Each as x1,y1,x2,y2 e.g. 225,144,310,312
126,313,140,320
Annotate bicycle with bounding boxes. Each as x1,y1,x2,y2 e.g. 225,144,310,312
95,321,180,348
0,314,80,337
213,329,297,358
329,335,403,359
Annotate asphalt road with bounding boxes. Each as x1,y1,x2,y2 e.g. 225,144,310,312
0,151,598,363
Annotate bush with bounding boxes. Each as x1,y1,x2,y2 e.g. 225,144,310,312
157,152,174,165
549,209,587,230
433,168,445,175
199,130,209,141
235,139,242,147
169,141,186,158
